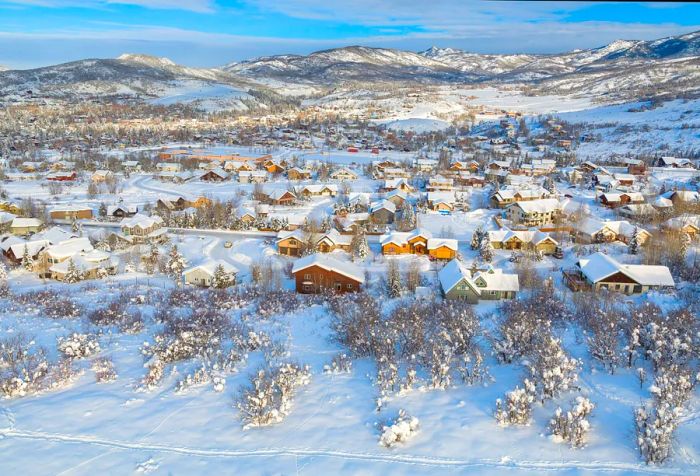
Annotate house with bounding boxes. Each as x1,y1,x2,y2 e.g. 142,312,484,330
91,170,114,183
315,229,353,253
384,189,408,208
382,167,411,180
267,189,296,206
276,229,306,256
298,184,338,198
107,204,139,218
34,237,93,278
291,253,364,294
330,168,358,181
156,196,190,212
490,186,551,208
428,238,458,260
599,191,645,209
438,259,519,303
568,252,674,294
426,175,454,192
0,211,16,231
380,229,432,255
369,200,396,224
450,160,479,173
120,214,166,243
488,229,558,254
49,251,118,281
156,162,182,173
5,239,49,264
455,172,486,188
238,170,268,184
198,168,229,182
618,203,657,220
427,192,456,213
183,260,239,287
122,160,141,172
414,158,438,172
46,171,77,182
264,160,286,174
506,199,561,227
612,173,635,187
659,157,694,168
575,218,651,245
334,213,370,234
10,218,43,236
662,215,700,239
667,190,700,208
382,178,414,193
49,207,93,221
287,167,312,181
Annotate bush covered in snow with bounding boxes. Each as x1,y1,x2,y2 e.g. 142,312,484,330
527,335,580,402
495,379,536,426
379,409,420,448
57,333,100,359
236,363,311,429
91,356,117,383
324,353,352,374
635,402,681,464
549,397,594,448
88,301,144,334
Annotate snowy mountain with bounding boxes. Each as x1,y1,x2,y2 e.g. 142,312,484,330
224,45,470,83
1,30,699,106
0,54,261,106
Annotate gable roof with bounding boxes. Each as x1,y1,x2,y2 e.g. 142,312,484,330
292,253,364,283
438,259,519,296
577,252,674,287
184,259,239,277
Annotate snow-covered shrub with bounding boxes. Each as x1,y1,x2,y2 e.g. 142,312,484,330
493,298,551,364
329,294,381,357
635,402,681,464
649,364,697,408
549,397,594,448
176,366,210,393
495,379,536,426
527,336,580,402
57,333,100,359
379,409,420,448
324,353,352,374
91,357,117,383
0,335,49,398
376,355,400,395
212,376,225,392
141,358,165,391
88,301,144,334
236,362,311,429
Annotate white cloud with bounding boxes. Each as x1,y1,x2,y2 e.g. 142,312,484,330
3,0,215,13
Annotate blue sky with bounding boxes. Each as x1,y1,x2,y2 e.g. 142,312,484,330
0,1,698,69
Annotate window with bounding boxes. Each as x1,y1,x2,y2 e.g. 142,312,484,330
304,273,311,280
303,284,313,292
346,283,353,290
334,282,342,291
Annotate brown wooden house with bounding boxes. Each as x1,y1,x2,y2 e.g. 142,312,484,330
291,253,364,294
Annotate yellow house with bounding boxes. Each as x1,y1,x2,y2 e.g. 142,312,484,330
428,238,458,260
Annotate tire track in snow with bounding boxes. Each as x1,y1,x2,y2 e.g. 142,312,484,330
0,428,684,474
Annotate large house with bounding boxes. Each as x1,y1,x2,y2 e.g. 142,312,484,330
49,206,93,221
490,186,551,209
488,229,558,254
120,214,166,243
438,259,519,303
599,191,645,209
506,199,561,227
297,184,338,198
380,229,432,255
276,229,306,257
428,238,458,260
662,215,700,239
575,218,651,245
291,253,364,294
183,260,239,287
49,251,117,281
10,218,43,236
568,252,674,294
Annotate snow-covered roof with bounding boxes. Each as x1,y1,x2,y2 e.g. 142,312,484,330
370,200,396,214
577,218,646,239
11,217,42,228
379,229,432,247
427,238,458,251
120,213,164,229
45,237,93,260
35,226,76,245
509,198,560,214
9,239,49,258
488,229,557,246
183,259,238,277
438,259,519,296
292,253,364,283
577,252,674,287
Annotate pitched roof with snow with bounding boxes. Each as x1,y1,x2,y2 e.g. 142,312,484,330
184,259,238,277
292,253,364,283
577,252,674,287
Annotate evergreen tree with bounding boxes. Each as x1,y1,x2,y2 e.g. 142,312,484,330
387,260,402,298
0,261,8,296
351,228,370,261
628,227,640,255
211,264,235,288
167,245,187,283
480,238,494,263
21,244,33,271
64,258,83,283
399,200,416,231
98,202,108,218
471,225,486,250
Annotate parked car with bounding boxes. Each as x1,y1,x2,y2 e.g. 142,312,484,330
224,241,233,248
